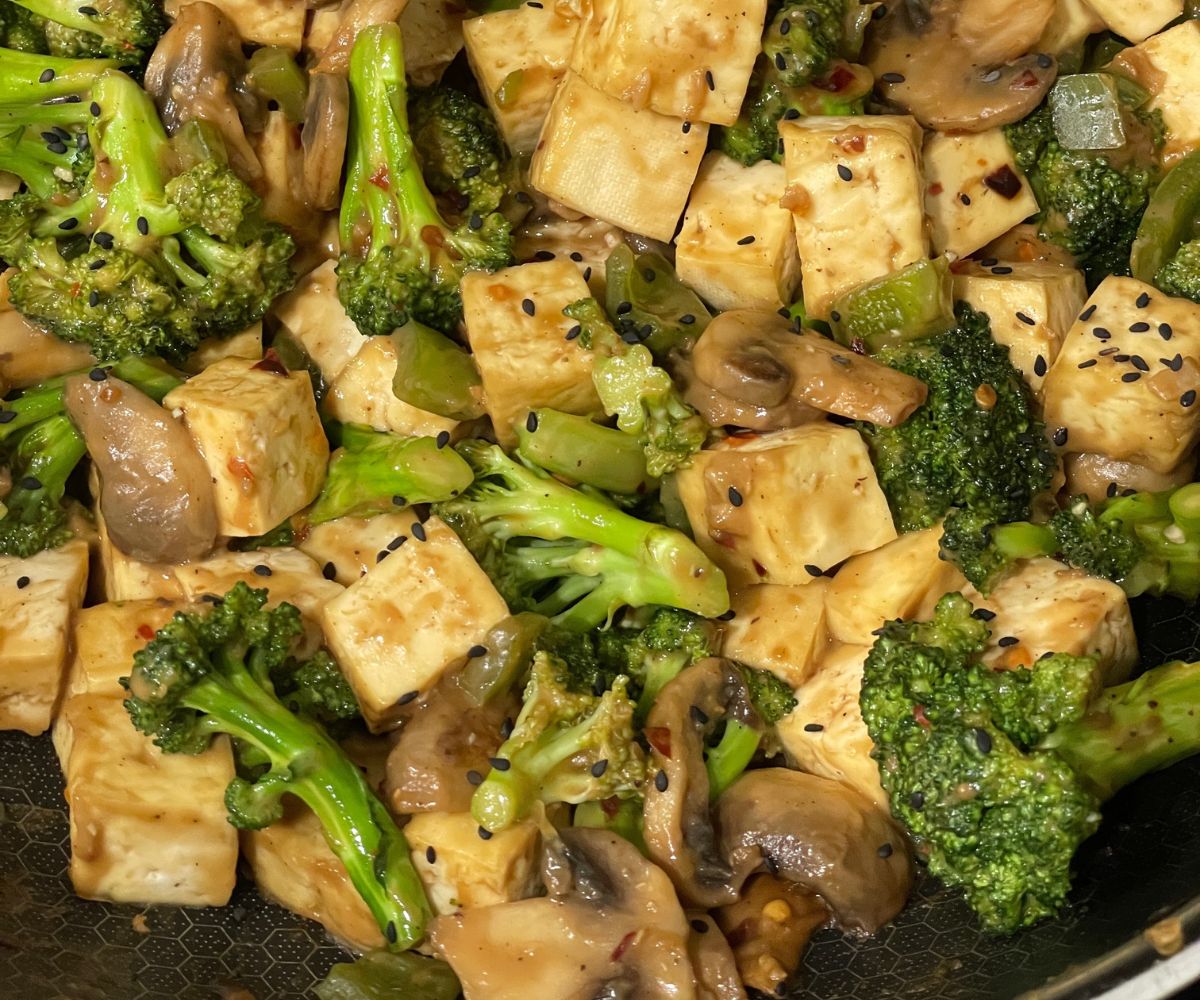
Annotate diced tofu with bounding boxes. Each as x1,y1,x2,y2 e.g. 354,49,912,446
404,811,541,916
182,323,263,375
54,693,238,906
321,516,510,730
952,261,1088,395
94,496,183,602
66,600,181,701
242,799,384,951
163,357,329,536
297,511,419,586
970,558,1137,684
777,644,885,810
1084,0,1182,44
1041,276,1200,474
824,527,966,647
569,0,766,126
165,0,305,49
720,581,829,688
250,111,315,238
781,116,928,319
1110,21,1200,168
323,337,460,439
463,4,580,156
1038,0,1105,54
530,71,709,242
0,542,89,735
271,260,370,383
0,300,94,389
674,424,896,589
463,260,602,446
676,153,801,311
923,130,1040,259
401,0,467,86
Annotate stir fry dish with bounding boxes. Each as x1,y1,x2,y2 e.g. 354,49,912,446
3,0,1200,996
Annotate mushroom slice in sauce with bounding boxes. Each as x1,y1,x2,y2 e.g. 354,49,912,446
64,374,217,565
687,912,748,1000
313,0,411,76
301,73,350,211
1063,452,1197,506
431,828,697,1000
716,768,913,935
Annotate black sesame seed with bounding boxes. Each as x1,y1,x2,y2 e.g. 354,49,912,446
1079,304,1097,321
399,690,420,706
705,69,715,91
642,267,657,283
386,535,406,551
837,164,853,182
783,108,801,120
521,298,536,316
590,759,608,777
87,290,99,307
1052,426,1068,447
1078,359,1097,369
565,324,582,341
616,300,632,315
991,265,1013,275
462,164,481,179
17,576,31,589
1132,356,1149,372
462,645,486,661
804,564,823,577
1016,312,1035,326
89,101,100,117
435,430,451,449
412,521,427,542
88,258,106,270
392,494,407,507
515,191,532,204
880,72,905,83
468,213,483,230
58,217,78,231
974,728,993,754
252,564,272,577
1034,355,1047,377
136,216,149,236
1121,372,1142,383
877,842,894,858
1036,52,1053,69
971,608,996,621
997,635,1018,647
1129,322,1150,333
322,561,337,580
1136,292,1151,308
38,68,55,83
467,769,483,785
1112,353,1131,363
94,231,113,249
979,257,998,268
727,486,743,507
478,826,493,840
526,411,539,433
532,249,555,262
682,120,692,134
0,411,14,424
425,846,437,864
804,723,825,733
680,314,696,325
1163,354,1183,371
715,609,736,621
1099,347,1119,356
1182,390,1197,407
79,5,99,14
690,918,709,934
655,770,669,792
377,549,391,563
910,791,925,810
959,193,971,206
1092,327,1111,340
1107,482,1119,498
88,367,107,381
489,757,511,772
1159,323,1174,340
385,921,397,944
737,234,756,245
20,476,42,490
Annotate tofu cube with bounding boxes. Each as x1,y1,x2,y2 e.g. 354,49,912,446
54,693,237,905
923,129,1040,259
463,260,603,446
569,0,766,126
163,357,329,536
1111,21,1200,168
1038,0,1106,54
401,0,467,87
720,581,829,688
65,600,181,701
323,336,460,440
971,558,1137,684
777,644,885,810
94,499,183,602
673,424,897,589
0,541,89,735
271,260,369,383
165,0,305,49
781,116,928,319
242,800,385,951
404,811,541,916
297,511,420,586
824,527,967,647
1084,0,1182,44
952,261,1088,395
530,71,709,242
463,3,580,156
676,153,801,311
1042,276,1200,474
182,323,263,375
321,516,510,730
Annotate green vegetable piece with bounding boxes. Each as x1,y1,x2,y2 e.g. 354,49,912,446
456,612,549,706
830,256,954,351
5,0,167,62
604,245,712,357
515,408,655,496
390,321,483,421
573,796,647,853
1049,74,1127,151
315,951,460,1000
1131,149,1200,287
705,719,762,800
245,47,308,124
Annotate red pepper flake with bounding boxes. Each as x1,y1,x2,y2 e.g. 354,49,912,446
252,348,289,376
421,225,446,248
611,931,637,961
228,456,255,486
814,65,854,93
927,182,943,196
368,165,390,191
983,165,1022,200
850,336,867,355
69,282,81,298
913,704,931,729
645,726,672,758
1013,69,1040,90
836,132,866,154
600,795,621,819
753,559,768,577
711,529,738,549
136,624,154,640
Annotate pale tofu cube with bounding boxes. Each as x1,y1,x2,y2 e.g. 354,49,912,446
0,300,94,389
321,516,510,730
405,811,541,916
297,511,419,586
1085,0,1182,44
463,260,603,446
66,600,181,701
182,323,263,375
242,799,384,951
165,0,305,48
401,0,467,86
781,116,928,319
530,71,709,242
54,693,237,905
971,558,1138,684
777,644,885,810
673,424,897,590
1111,21,1200,168
463,3,580,156
1038,0,1105,54
94,497,183,602
923,130,1040,259
271,260,370,383
720,581,829,688
323,337,459,440
1042,276,1200,474
825,527,967,647
163,357,329,536
250,111,309,233
676,152,801,311
0,542,89,735
569,0,766,126
952,261,1088,395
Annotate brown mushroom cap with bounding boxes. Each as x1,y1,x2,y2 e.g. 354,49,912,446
686,912,748,1000
301,73,350,212
314,0,411,76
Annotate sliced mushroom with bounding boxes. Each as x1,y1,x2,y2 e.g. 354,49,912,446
866,0,1057,133
64,375,217,565
1062,452,1198,506
686,913,748,1000
431,828,697,999
687,311,927,430
301,73,350,211
716,768,913,935
643,658,758,909
314,0,411,76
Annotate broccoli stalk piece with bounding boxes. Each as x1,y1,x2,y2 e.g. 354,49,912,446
5,0,166,62
603,245,712,357
0,45,116,102
121,583,430,948
1155,238,1200,301
336,24,511,336
0,123,90,198
470,651,646,832
515,408,655,497
565,297,707,478
436,441,730,630
0,413,85,556
705,666,797,798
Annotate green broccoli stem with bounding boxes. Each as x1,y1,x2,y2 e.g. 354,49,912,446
635,652,690,722
178,666,430,948
987,521,1057,561
1043,659,1200,802
515,409,655,496
390,321,483,421
0,46,117,102
0,126,80,197
10,0,120,44
10,411,86,495
705,720,761,800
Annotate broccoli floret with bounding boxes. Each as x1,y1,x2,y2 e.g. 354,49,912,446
938,509,1057,594
860,304,1056,534
763,0,845,86
470,650,646,832
1155,237,1200,302
121,583,430,947
741,664,797,726
0,2,47,51
0,190,43,262
336,24,511,337
6,0,166,62
436,441,730,631
861,592,1200,932
0,124,91,200
564,297,707,477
